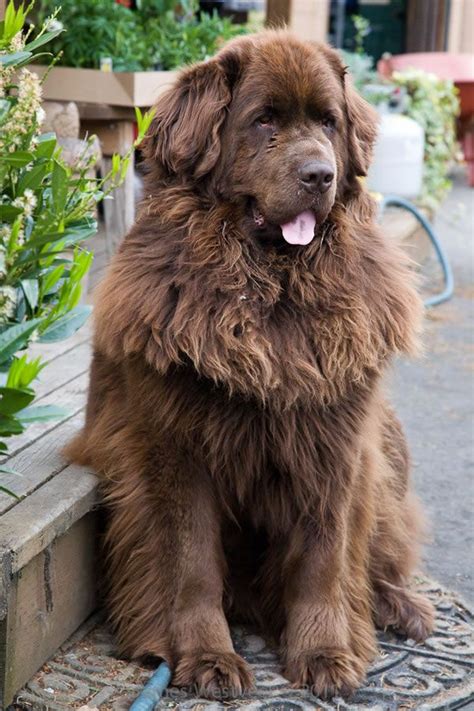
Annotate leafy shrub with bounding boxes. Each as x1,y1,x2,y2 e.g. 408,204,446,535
0,2,154,487
36,0,247,72
343,44,459,209
390,70,460,210
142,9,247,70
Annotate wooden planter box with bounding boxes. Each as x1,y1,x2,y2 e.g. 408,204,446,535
0,325,98,707
31,65,178,107
30,65,180,255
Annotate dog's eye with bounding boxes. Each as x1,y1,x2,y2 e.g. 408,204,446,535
256,112,274,127
322,115,336,131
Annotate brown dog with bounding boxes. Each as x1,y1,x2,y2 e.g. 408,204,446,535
67,30,434,699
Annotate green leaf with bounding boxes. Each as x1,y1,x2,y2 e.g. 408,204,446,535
41,264,65,294
3,0,30,42
0,485,19,499
35,132,57,160
18,162,49,194
51,160,69,213
0,150,34,167
66,281,82,310
24,28,64,52
17,404,68,423
27,225,96,249
0,98,10,122
0,51,32,67
0,319,42,365
6,354,44,389
0,205,22,221
0,386,35,415
39,305,91,343
0,413,24,436
0,465,22,476
21,278,39,310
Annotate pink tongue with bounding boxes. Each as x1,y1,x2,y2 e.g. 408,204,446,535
280,210,316,245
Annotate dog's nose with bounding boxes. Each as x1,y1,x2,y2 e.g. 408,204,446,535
298,161,334,193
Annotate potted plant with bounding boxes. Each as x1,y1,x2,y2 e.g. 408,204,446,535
0,1,154,487
341,17,460,212
29,0,248,107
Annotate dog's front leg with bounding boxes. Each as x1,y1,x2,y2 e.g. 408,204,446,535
170,455,254,698
104,438,253,699
281,507,370,699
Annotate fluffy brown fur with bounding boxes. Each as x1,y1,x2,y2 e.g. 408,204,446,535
66,31,434,699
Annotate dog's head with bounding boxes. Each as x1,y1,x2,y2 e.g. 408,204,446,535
144,31,378,247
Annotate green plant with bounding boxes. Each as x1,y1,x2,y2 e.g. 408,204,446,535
391,70,460,210
341,49,378,92
136,0,197,21
352,14,371,56
0,2,154,491
36,0,247,72
342,41,460,210
144,10,246,70
36,0,148,71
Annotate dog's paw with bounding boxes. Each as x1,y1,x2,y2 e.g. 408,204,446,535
173,651,254,699
284,647,366,699
375,585,435,643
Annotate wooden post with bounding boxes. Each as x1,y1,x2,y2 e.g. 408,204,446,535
0,0,6,20
99,121,136,256
266,0,330,43
448,0,474,53
266,0,291,27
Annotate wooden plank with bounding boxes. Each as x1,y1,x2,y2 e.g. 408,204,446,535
1,511,98,706
30,341,91,401
78,103,136,121
266,0,329,41
27,321,92,365
132,69,178,105
1,368,88,460
81,120,135,156
266,0,291,26
30,66,177,108
0,409,86,516
289,0,329,42
102,122,135,255
0,463,98,574
3,370,88,462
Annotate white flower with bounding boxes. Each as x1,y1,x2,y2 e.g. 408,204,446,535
45,18,63,33
0,286,17,321
0,248,6,279
36,106,45,126
10,31,24,52
0,225,11,247
23,189,37,213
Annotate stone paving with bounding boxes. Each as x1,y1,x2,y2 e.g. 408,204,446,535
10,580,474,710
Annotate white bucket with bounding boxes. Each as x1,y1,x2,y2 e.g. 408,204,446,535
366,113,425,198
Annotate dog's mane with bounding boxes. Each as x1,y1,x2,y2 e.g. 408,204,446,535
94,186,421,411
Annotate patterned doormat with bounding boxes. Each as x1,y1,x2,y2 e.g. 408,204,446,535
11,581,474,711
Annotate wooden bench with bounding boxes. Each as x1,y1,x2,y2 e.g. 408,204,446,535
0,325,96,708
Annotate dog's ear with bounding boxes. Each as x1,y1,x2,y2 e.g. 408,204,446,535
344,76,379,178
143,48,242,179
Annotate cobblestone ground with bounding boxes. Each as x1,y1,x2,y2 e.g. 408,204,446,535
11,580,474,710
11,170,474,710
